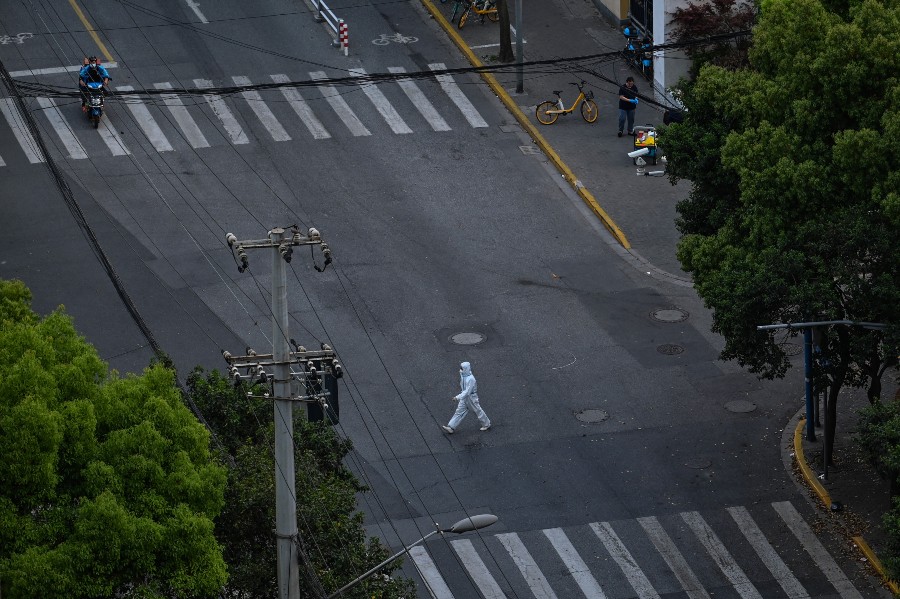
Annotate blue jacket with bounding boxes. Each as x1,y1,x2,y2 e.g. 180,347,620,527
80,64,110,84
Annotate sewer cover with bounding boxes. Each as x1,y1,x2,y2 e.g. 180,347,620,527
724,400,757,413
684,457,712,469
575,408,609,423
651,307,689,323
450,332,486,345
657,343,684,355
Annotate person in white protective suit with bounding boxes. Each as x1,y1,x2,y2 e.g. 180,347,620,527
442,361,491,433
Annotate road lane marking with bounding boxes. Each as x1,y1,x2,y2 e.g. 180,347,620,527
270,74,330,140
409,545,455,599
194,78,248,144
637,516,711,599
154,82,210,148
185,0,209,23
590,521,660,598
0,98,45,163
232,75,291,142
728,506,809,598
496,533,558,599
309,71,371,137
682,511,762,599
97,117,130,155
36,97,87,159
388,67,451,132
543,527,607,599
428,63,488,128
450,539,507,598
67,0,113,62
349,68,412,134
116,86,174,152
10,62,118,77
773,502,863,599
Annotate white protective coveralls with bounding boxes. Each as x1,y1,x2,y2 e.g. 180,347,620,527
446,361,491,431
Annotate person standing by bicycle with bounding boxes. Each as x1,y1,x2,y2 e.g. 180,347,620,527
617,77,639,137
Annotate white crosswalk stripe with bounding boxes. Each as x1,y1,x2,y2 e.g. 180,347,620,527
728,506,809,598
233,76,291,142
270,74,330,140
1,98,45,163
497,532,558,599
682,511,763,599
97,118,130,156
36,97,87,159
350,68,412,134
309,71,371,137
637,515,711,599
154,82,210,148
194,79,249,145
774,501,864,599
388,67,451,132
409,545,455,599
591,521,660,598
400,502,872,599
450,539,507,598
6,67,490,163
117,86,174,152
544,527,608,599
428,63,489,128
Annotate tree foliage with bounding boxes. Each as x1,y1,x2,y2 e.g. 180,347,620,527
662,0,900,461
188,369,415,598
0,279,227,598
670,0,757,73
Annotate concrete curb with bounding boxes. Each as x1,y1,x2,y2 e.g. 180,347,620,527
792,418,900,596
418,0,631,250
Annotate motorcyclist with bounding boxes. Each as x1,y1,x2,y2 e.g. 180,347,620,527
79,56,110,111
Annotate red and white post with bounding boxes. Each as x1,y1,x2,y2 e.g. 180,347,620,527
339,19,348,56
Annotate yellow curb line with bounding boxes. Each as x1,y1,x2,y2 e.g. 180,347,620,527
418,0,631,249
794,419,900,595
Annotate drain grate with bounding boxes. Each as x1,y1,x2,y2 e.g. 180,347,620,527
519,145,542,156
657,343,684,355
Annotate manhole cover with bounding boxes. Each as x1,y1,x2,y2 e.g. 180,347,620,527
575,409,609,423
725,400,757,413
781,342,802,356
651,307,689,323
450,332,486,345
684,457,712,469
656,344,684,355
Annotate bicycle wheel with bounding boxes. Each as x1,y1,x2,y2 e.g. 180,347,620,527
535,101,559,125
487,9,499,22
457,6,470,28
581,98,599,123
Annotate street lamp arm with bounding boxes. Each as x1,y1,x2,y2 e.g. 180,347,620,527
326,514,497,599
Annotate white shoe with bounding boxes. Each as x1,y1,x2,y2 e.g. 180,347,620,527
442,425,454,434
480,425,491,431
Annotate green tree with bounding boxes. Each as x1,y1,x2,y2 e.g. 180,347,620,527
662,0,900,465
188,369,415,598
0,279,227,598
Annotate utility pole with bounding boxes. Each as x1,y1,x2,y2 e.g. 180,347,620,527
223,226,340,599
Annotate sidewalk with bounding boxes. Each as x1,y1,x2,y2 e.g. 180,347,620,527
422,0,900,594
426,0,689,280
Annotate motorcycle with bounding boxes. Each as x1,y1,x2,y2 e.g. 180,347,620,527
85,81,104,128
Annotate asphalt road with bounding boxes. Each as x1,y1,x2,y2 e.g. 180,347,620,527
0,0,890,597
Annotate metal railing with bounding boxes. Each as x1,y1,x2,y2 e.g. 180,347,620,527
312,0,348,54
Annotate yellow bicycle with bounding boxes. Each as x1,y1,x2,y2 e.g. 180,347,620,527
535,81,598,125
457,0,499,29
